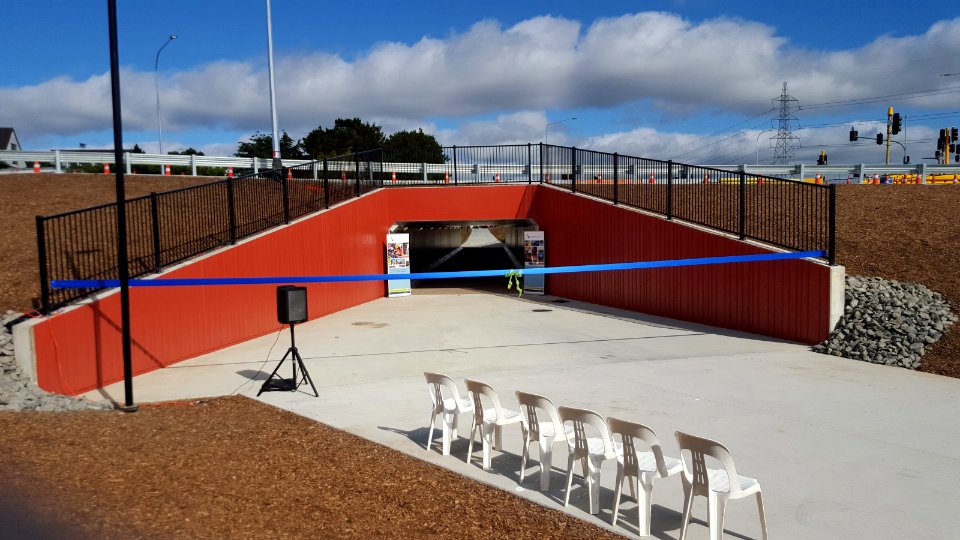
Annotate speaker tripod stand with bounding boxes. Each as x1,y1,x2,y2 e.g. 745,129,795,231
257,323,319,397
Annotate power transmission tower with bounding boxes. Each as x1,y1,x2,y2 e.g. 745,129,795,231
771,82,800,164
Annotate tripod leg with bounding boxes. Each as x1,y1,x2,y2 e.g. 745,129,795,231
292,349,319,397
257,348,293,396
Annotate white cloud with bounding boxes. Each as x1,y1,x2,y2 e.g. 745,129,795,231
3,11,959,158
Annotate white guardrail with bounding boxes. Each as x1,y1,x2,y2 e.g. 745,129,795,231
1,150,959,182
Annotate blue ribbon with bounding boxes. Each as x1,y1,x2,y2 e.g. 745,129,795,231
51,250,826,289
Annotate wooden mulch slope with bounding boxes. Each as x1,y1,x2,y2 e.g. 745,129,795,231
0,396,618,539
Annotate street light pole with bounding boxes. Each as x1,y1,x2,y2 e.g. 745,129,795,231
154,35,176,155
545,117,577,145
265,0,281,168
755,128,774,165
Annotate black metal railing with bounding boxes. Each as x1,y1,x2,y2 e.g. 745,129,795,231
35,143,835,312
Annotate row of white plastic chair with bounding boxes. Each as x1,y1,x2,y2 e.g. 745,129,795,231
423,372,768,540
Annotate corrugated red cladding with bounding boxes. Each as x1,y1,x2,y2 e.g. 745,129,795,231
32,184,828,395
527,186,829,344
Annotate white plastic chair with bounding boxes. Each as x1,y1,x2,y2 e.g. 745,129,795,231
675,431,768,540
423,372,474,456
558,406,618,515
515,391,574,491
464,379,522,469
608,417,683,537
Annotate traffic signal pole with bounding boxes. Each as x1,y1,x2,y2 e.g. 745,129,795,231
885,107,893,165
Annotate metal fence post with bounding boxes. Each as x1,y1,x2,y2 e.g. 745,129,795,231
354,156,361,196
667,160,674,220
282,168,291,224
190,154,197,176
452,145,458,185
323,159,329,209
539,143,545,183
54,149,62,173
35,216,49,313
125,151,132,175
226,178,237,244
571,146,577,193
527,143,533,184
613,153,619,205
150,192,162,270
738,170,746,240
828,183,837,265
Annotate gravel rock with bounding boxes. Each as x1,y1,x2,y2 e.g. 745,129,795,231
813,276,958,370
0,309,113,411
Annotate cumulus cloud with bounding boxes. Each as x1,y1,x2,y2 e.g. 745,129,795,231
3,11,959,152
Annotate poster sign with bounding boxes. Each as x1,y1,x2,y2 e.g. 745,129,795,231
523,231,545,295
386,233,411,297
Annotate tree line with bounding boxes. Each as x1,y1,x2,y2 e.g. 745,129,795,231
234,118,445,163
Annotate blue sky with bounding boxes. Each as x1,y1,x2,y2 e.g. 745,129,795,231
3,0,958,164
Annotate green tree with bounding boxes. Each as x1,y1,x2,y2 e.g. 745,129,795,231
167,147,205,156
300,118,386,159
384,128,445,163
235,131,303,159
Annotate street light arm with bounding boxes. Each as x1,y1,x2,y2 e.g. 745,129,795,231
155,35,176,155
545,116,577,145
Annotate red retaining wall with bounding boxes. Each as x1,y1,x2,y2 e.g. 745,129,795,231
29,184,829,395
527,186,831,343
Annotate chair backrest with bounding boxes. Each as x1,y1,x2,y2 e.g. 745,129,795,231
608,417,670,477
424,372,468,411
675,431,742,496
465,379,505,422
558,406,615,459
515,391,563,440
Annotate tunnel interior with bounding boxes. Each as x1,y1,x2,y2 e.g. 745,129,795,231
391,219,538,293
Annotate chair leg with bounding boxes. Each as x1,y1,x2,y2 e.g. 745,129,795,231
756,491,768,540
679,485,694,540
482,423,494,469
426,411,436,452
708,492,727,540
588,467,601,515
540,441,553,492
494,424,503,451
441,411,455,456
519,434,530,484
610,465,624,525
563,454,576,507
637,478,654,538
466,418,478,464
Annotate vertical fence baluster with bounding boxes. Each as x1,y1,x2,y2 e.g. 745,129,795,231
36,216,49,313
738,170,746,240
150,192,162,271
613,153,619,205
571,147,577,193
828,184,836,265
227,178,237,244
323,159,329,209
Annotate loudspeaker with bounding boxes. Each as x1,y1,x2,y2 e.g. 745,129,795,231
277,285,308,324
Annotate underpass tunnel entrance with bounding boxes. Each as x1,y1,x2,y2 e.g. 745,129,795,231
391,219,538,294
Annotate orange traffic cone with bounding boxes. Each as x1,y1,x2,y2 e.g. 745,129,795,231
391,171,397,183
703,173,709,184
287,168,293,180
164,164,171,176
873,174,880,185
846,175,851,184
648,172,655,184
341,170,347,182
33,161,40,174
104,163,110,174
227,166,234,178
758,177,764,186
495,173,501,183
444,172,449,184
545,173,551,183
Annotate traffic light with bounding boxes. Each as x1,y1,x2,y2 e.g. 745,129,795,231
816,150,828,165
951,143,957,154
891,113,902,135
903,156,910,164
876,133,883,145
849,128,858,142
952,127,959,141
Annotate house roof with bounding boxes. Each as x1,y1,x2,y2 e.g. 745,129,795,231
0,128,14,149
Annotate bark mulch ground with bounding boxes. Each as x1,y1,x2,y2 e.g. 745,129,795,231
0,395,618,539
1,175,958,538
